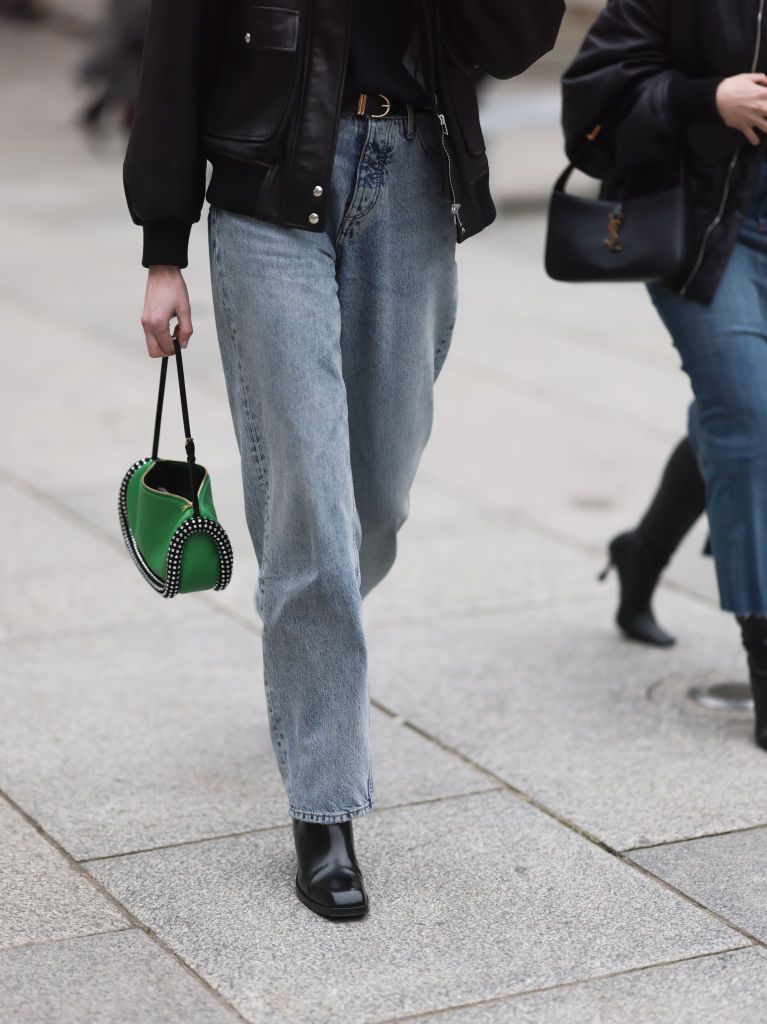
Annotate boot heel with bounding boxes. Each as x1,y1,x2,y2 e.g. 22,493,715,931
597,559,614,583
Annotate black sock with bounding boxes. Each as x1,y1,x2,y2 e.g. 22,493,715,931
638,437,706,563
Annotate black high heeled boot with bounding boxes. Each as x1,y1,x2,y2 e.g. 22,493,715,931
738,616,767,751
293,819,369,919
600,437,707,648
600,530,676,647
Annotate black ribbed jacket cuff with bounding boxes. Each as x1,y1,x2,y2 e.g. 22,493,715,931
668,75,723,127
141,219,193,269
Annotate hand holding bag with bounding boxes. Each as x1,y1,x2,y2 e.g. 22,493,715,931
118,339,233,598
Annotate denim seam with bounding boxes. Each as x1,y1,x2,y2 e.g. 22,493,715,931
434,272,459,377
211,210,289,784
343,412,363,588
434,319,455,376
260,631,291,791
211,211,271,512
336,117,374,249
212,211,275,578
367,699,374,806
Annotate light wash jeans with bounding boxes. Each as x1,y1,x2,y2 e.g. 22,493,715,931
649,158,767,614
209,112,458,823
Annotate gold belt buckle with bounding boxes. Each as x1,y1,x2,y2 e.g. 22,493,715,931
357,93,392,118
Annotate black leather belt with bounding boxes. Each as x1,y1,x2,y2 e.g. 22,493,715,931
342,92,413,118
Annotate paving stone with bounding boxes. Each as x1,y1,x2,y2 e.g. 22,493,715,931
364,517,602,629
0,798,125,951
424,353,688,554
367,595,765,850
0,565,190,644
426,217,718,607
424,947,765,1024
90,791,740,1024
0,295,235,495
631,829,767,942
0,616,494,860
1,19,754,1022
0,929,239,1024
0,487,190,641
0,480,106,578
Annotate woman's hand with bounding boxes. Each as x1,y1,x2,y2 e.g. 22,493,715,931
141,265,193,358
716,73,767,145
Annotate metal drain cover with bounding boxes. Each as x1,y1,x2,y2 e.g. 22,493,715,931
688,682,753,712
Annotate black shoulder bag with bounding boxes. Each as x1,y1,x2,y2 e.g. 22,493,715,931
545,122,687,284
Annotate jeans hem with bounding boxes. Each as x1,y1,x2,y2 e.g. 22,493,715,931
726,606,767,618
290,800,374,825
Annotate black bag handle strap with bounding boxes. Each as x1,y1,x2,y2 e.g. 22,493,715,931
151,355,168,461
151,337,200,518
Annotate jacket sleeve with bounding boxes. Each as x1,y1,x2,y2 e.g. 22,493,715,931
123,0,223,268
440,0,565,80
562,0,722,177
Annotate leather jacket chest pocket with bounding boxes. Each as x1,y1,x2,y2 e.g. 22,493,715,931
203,4,301,143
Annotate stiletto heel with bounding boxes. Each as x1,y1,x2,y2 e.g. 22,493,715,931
597,559,614,583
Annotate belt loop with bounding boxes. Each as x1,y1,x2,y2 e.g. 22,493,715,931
406,102,416,140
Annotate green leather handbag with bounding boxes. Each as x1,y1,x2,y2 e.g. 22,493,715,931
118,339,233,598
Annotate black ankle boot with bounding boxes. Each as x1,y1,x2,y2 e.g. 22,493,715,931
738,617,767,751
292,819,369,919
600,530,676,647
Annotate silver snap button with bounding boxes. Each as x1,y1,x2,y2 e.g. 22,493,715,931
308,213,320,225
244,32,251,43
312,185,324,198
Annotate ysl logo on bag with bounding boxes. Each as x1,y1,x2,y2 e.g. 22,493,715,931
604,206,625,253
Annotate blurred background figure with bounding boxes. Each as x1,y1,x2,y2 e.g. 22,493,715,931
0,0,46,20
77,0,147,133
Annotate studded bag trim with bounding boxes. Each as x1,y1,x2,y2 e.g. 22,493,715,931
118,340,234,598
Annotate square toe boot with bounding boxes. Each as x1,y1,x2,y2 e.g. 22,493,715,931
293,819,369,919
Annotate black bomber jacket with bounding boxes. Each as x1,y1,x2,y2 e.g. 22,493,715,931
562,0,767,304
124,0,565,268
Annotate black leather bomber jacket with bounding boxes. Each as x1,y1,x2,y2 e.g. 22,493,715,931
562,0,767,304
124,0,565,268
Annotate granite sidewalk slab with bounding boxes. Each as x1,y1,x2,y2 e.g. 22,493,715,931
3,19,766,1024
0,615,495,861
367,595,763,851
90,791,744,1024
631,828,767,943
0,797,125,951
0,930,240,1024
422,947,765,1024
